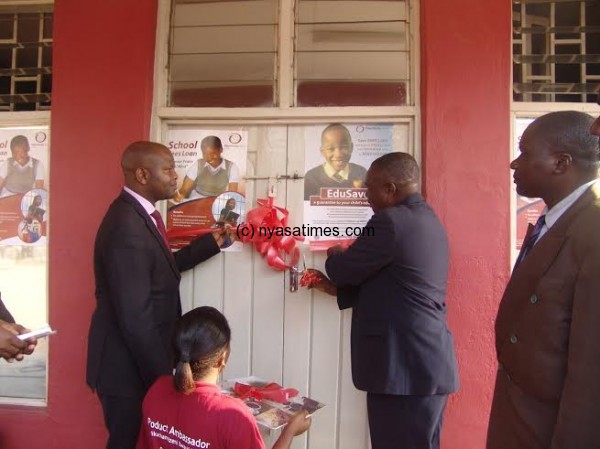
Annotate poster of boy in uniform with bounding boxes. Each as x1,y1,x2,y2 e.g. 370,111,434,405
166,128,247,252
0,128,49,246
303,123,393,250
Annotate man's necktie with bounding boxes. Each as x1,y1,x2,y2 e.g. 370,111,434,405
332,172,344,182
515,214,546,268
150,210,170,248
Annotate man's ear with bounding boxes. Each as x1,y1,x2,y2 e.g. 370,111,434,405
135,167,149,185
554,153,572,174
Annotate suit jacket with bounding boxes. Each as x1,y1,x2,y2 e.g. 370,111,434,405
487,183,600,449
86,191,220,399
304,162,367,200
325,194,459,395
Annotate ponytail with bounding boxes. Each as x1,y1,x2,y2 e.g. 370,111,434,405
172,306,231,394
173,360,196,394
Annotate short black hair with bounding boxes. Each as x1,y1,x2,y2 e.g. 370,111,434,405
321,123,352,144
201,135,223,151
10,135,30,151
531,111,599,174
371,152,420,185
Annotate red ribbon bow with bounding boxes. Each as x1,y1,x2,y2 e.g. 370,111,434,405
237,197,303,271
234,382,299,403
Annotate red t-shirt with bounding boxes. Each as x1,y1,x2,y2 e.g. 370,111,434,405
136,376,265,449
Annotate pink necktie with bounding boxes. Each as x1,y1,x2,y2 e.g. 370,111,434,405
150,210,170,248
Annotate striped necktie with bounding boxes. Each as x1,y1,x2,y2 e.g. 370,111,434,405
515,214,546,268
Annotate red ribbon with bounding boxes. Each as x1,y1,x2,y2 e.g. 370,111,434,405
237,197,303,271
299,270,322,288
234,382,299,403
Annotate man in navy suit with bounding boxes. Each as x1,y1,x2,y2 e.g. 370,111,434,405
310,152,458,449
86,141,228,449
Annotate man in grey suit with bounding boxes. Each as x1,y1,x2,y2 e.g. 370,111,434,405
86,142,228,449
310,152,458,449
487,110,600,449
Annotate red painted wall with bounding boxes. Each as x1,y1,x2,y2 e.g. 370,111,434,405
0,0,511,448
0,0,158,447
421,1,512,448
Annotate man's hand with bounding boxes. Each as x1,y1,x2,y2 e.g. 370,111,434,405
303,269,337,296
0,320,38,361
211,224,236,248
0,322,27,362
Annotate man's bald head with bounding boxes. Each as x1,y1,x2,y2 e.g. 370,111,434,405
122,141,170,175
121,141,178,203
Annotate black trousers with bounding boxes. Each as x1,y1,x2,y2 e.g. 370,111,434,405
367,393,448,449
99,393,143,449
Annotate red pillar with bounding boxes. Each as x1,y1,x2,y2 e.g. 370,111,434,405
0,1,158,447
421,1,512,448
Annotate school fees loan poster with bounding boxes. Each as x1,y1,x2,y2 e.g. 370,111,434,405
165,128,248,252
0,127,49,247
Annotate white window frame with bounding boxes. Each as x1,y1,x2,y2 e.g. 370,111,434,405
0,0,52,407
151,0,421,162
0,112,51,408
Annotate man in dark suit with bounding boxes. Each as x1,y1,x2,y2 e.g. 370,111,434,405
304,123,367,200
309,152,458,449
86,141,228,449
487,110,600,449
0,293,37,361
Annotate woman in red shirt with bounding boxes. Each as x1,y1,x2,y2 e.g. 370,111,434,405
136,306,310,449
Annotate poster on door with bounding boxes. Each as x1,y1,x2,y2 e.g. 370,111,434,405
513,117,545,261
0,128,49,247
165,128,248,252
303,123,393,251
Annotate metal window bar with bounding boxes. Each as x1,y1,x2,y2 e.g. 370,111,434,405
0,10,52,112
512,0,600,103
